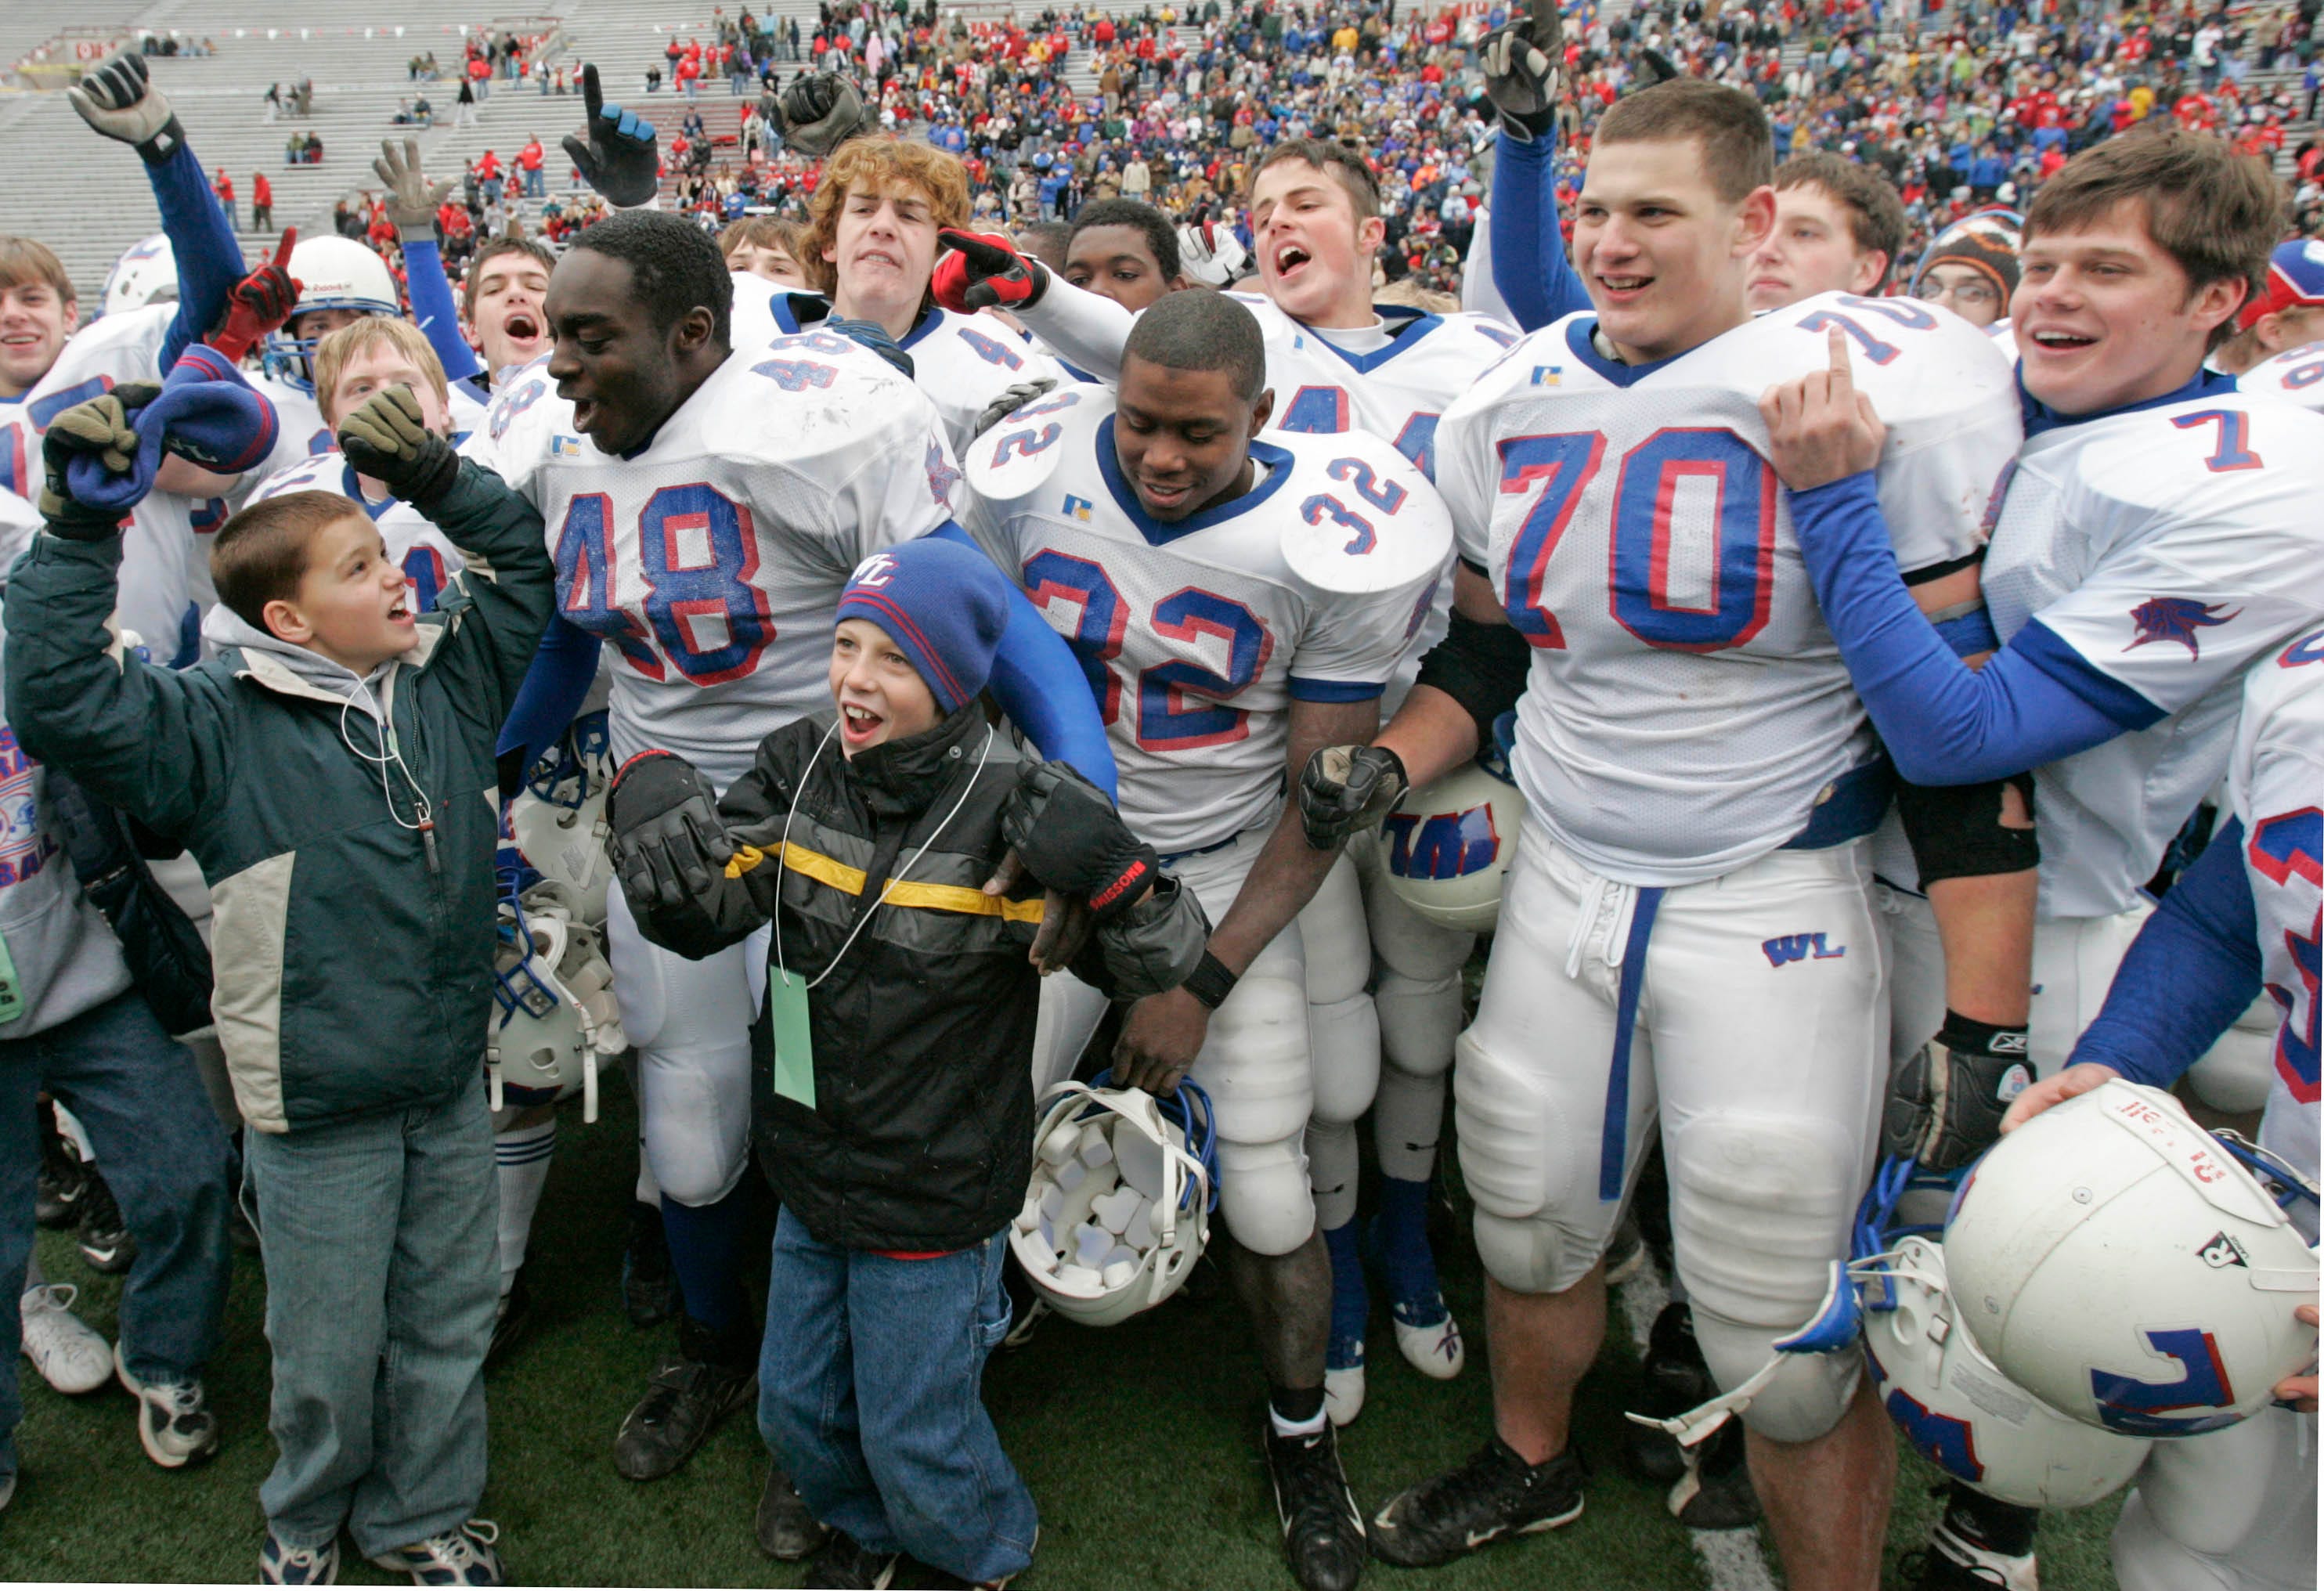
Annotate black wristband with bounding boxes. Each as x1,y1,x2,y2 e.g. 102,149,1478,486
1182,950,1239,1012
135,117,187,166
1936,1010,2030,1060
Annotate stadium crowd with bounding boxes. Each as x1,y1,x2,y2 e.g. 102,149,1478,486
0,1,2321,1589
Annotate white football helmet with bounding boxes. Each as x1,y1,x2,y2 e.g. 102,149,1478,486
1008,1080,1216,1328
1862,1236,2153,1508
488,882,627,1122
1377,736,1525,933
260,236,402,393
102,233,179,317
509,710,615,928
1943,1081,2319,1438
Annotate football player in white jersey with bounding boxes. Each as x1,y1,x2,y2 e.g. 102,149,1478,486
1994,621,2321,1591
1759,128,2324,1590
442,211,1113,1521
2236,337,2324,413
780,136,1064,455
935,137,1525,1424
1299,81,2026,1591
963,288,1450,1591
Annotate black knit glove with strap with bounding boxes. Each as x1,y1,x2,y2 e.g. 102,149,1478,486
1000,759,1159,925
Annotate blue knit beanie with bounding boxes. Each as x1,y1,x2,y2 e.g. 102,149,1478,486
835,539,1012,715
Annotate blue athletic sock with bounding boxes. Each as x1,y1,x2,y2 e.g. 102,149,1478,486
1373,1175,1445,1326
659,1186,749,1336
1324,1220,1367,1369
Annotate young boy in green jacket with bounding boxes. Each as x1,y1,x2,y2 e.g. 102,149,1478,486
4,382,554,1586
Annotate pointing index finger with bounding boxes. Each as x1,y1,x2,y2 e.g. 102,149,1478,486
581,62,604,124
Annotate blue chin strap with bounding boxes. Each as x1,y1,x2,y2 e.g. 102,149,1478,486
524,708,611,810
490,864,556,1028
2212,1130,2321,1214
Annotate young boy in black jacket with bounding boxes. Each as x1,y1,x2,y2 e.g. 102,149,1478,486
605,536,1205,1589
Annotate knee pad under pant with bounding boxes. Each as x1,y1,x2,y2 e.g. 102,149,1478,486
1196,930,1315,1257
1308,994,1380,1128
1668,1113,1864,1442
607,889,760,1207
2121,1406,2315,1584
1455,1035,1616,1296
1305,1117,1359,1232
1878,884,1946,1072
2111,1490,2241,1591
1359,835,1473,1083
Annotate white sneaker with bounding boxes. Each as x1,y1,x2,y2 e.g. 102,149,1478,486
20,1284,111,1394
1391,1302,1467,1381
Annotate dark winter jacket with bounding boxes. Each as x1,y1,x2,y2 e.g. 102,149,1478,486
629,703,1206,1253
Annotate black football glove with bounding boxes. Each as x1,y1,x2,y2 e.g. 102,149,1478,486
1883,1012,2034,1171
1297,744,1408,850
67,51,185,164
337,385,460,507
971,377,1059,438
770,74,876,158
1000,759,1160,925
562,63,660,207
39,385,157,539
1481,0,1563,142
933,229,1049,314
606,751,734,914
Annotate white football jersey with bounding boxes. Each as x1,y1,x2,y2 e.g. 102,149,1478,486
1437,293,2021,886
767,297,1066,457
1231,291,1522,482
250,453,467,614
2236,339,2324,414
2225,624,2322,1228
460,334,960,787
1981,384,2324,918
9,305,207,665
962,386,1452,854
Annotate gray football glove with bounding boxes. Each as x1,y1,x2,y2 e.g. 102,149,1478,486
972,377,1059,439
374,138,458,241
1884,1016,2034,1171
1481,0,1563,142
770,74,876,158
1297,745,1408,850
67,52,185,164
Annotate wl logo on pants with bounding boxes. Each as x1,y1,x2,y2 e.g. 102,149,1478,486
1762,933,1846,967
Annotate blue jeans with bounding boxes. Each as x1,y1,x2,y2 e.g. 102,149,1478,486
0,987,233,1477
242,1067,496,1555
523,167,543,197
759,1211,1037,1584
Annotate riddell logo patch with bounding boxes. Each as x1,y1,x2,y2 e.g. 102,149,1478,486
2197,1232,2250,1270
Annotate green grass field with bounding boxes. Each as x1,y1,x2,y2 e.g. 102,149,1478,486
1,1073,2124,1587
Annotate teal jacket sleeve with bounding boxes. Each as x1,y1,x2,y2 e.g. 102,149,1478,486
2,533,235,839
410,460,560,733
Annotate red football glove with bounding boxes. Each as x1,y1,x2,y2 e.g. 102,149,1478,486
207,229,303,365
933,228,1048,314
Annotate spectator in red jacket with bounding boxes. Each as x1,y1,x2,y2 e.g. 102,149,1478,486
214,170,237,229
252,171,273,233
519,136,545,199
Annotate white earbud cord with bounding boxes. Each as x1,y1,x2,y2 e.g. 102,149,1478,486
772,720,995,990
336,687,439,871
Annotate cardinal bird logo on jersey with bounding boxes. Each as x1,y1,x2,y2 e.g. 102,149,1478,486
925,439,962,508
2125,597,2240,658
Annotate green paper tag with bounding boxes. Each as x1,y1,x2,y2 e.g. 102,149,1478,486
0,928,23,1027
769,968,815,1110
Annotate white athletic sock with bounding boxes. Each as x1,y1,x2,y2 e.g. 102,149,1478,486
1269,1402,1330,1439
494,1120,558,1293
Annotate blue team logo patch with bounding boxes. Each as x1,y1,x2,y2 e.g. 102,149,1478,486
1762,933,1846,967
2089,1327,2241,1436
1530,365,1563,387
1063,494,1093,521
2125,597,2240,658
550,434,583,458
925,440,962,507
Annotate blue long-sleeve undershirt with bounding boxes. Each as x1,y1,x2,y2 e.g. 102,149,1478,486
1786,472,2163,785
496,522,1119,800
1486,128,1593,334
401,238,484,383
929,518,1117,797
150,143,244,370
2068,821,2262,1087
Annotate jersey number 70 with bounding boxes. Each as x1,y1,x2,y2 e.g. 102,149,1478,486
554,484,775,684
1496,427,1777,655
